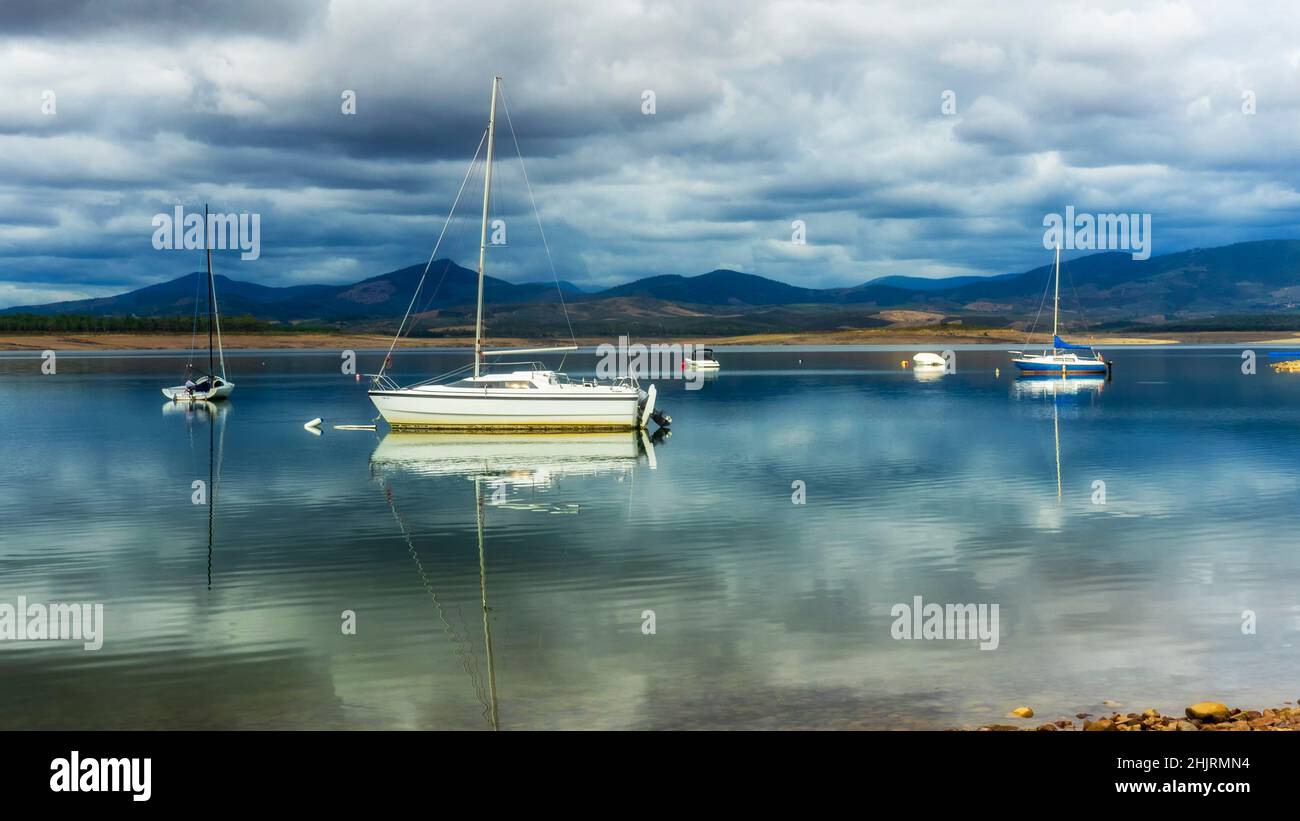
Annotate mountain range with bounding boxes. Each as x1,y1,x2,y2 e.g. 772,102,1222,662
8,240,1300,334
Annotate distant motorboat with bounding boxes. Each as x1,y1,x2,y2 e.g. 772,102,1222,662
911,352,946,369
1011,244,1109,377
685,347,720,370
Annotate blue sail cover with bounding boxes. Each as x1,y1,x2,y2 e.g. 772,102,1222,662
1053,335,1093,351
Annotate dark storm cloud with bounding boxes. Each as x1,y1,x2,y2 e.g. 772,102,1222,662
0,0,324,38
1,0,1300,304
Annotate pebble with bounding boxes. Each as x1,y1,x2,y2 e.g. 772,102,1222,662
1186,702,1231,723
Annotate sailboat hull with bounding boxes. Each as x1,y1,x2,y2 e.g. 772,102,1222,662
163,382,235,401
368,388,641,430
1012,358,1107,375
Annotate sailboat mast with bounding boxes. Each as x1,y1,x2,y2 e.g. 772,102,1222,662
473,76,501,378
206,204,215,378
1051,242,1060,351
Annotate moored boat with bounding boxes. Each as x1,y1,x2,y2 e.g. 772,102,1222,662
163,204,234,402
911,352,945,369
684,347,720,370
366,76,658,431
1011,245,1109,377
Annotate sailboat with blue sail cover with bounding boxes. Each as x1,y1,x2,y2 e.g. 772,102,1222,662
1011,244,1109,376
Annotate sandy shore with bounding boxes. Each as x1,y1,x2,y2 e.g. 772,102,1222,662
5,327,1299,351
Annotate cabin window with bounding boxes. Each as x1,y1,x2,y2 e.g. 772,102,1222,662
502,381,534,389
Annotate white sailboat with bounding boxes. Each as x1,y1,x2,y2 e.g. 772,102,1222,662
367,76,654,431
163,204,233,401
1010,244,1108,377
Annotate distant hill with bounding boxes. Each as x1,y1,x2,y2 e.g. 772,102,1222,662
597,269,835,305
8,240,1300,333
3,261,580,322
863,273,1014,290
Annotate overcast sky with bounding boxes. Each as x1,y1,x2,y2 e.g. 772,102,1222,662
2,0,1299,307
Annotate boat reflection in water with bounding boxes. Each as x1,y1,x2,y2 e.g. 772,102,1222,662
1012,375,1104,500
1011,374,1106,399
368,431,658,729
162,399,229,589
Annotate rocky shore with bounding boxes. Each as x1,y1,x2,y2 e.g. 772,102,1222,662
976,701,1299,731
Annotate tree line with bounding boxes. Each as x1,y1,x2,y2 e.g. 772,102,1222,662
0,313,332,334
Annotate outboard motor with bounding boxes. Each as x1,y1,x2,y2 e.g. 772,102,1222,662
637,384,671,429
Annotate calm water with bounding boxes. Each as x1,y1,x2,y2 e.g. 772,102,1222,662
2,346,1299,729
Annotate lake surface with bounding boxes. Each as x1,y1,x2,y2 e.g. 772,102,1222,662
2,346,1299,729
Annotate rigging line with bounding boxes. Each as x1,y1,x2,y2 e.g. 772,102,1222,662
1024,258,1054,349
1060,255,1096,346
187,269,202,372
407,152,485,340
499,84,578,357
378,129,488,379
210,253,227,380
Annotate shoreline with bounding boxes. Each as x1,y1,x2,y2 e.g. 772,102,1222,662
971,700,1298,731
6,329,1300,351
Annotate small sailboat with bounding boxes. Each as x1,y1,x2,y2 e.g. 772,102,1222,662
1010,244,1108,377
684,347,720,370
367,76,655,431
163,205,233,401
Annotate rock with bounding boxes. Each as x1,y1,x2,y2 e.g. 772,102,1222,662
1186,702,1231,723
980,724,1022,732
1175,720,1199,731
1037,723,1058,731
1055,719,1074,728
1076,712,1090,719
1083,718,1115,732
1011,706,1034,718
1103,699,1122,707
1143,708,1160,718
